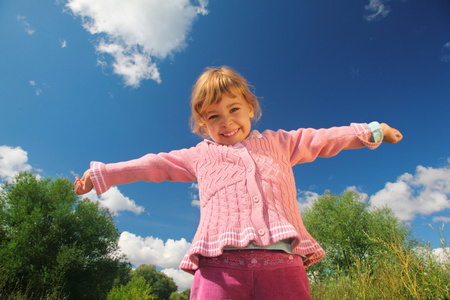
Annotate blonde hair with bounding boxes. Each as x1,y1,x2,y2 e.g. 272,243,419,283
190,66,262,138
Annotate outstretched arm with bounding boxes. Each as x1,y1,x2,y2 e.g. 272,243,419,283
381,123,403,144
74,169,93,195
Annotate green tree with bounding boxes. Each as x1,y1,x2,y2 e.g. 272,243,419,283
133,265,178,300
302,190,412,280
107,276,156,300
169,289,190,300
0,172,131,299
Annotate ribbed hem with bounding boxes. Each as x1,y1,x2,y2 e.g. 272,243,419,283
351,123,382,150
90,161,110,195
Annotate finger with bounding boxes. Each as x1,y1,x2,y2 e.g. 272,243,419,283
394,129,403,141
74,180,85,194
75,185,85,195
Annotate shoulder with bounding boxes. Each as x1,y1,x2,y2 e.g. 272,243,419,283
259,128,304,143
243,129,295,152
162,140,208,161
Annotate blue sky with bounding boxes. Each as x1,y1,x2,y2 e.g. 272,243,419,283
1,0,449,291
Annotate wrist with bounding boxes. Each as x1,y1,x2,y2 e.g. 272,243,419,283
368,121,383,143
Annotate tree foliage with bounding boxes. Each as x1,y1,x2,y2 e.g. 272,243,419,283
132,265,178,300
169,289,190,300
302,191,413,280
0,172,131,299
107,276,156,300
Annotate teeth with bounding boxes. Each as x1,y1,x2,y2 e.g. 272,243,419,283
223,129,239,136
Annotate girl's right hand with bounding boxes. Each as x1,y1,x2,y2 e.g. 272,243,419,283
380,123,403,144
74,169,93,195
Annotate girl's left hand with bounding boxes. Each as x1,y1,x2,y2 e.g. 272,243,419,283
380,123,403,144
74,169,93,195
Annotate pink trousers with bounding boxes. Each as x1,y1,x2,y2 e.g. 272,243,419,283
190,250,312,300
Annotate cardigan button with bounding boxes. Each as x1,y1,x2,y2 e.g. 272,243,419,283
258,229,265,236
253,196,260,203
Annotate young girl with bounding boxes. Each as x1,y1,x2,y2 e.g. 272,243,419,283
74,66,402,299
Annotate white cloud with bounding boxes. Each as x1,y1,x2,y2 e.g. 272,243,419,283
17,15,35,35
441,42,450,63
162,268,193,292
189,182,200,208
118,231,191,269
29,80,43,96
433,216,450,223
345,186,369,202
297,190,319,212
370,160,450,221
364,0,410,22
0,146,33,182
432,247,450,265
297,187,367,212
191,199,200,208
414,247,450,265
66,0,209,87
83,186,145,215
364,0,391,21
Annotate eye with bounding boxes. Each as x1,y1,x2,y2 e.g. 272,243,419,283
208,114,218,120
230,107,239,113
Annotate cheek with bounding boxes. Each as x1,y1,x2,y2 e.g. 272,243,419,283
200,124,209,134
204,123,217,134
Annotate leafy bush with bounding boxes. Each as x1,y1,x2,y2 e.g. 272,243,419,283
169,289,190,300
309,233,449,299
107,277,156,300
0,172,131,299
304,191,450,299
302,191,414,281
132,265,178,300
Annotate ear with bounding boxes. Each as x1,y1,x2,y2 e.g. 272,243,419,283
248,104,255,119
200,122,209,135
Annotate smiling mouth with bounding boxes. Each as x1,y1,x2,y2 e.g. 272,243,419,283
221,128,239,137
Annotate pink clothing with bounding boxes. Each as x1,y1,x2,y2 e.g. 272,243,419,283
191,250,312,300
89,123,380,274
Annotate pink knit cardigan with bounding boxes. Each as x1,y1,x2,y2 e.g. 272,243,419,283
90,123,380,274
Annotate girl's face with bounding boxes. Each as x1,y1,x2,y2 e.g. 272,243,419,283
202,91,254,145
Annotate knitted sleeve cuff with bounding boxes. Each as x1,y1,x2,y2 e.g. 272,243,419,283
90,161,111,195
351,123,382,150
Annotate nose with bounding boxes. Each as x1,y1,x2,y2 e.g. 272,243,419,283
220,115,232,127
